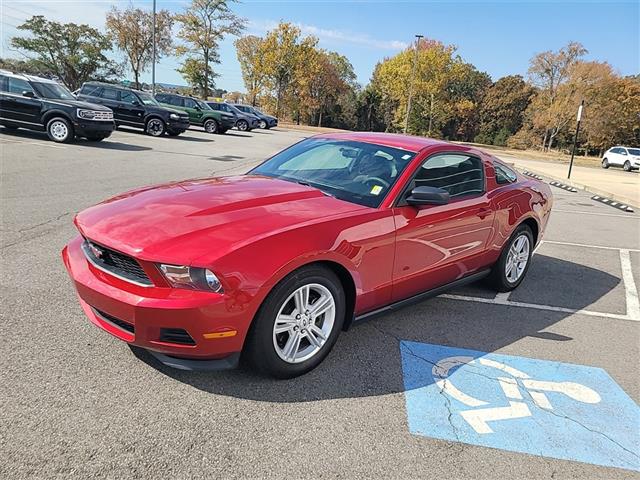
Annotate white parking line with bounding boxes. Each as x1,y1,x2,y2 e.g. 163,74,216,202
554,209,639,219
0,137,67,149
620,249,640,320
541,240,640,253
440,294,639,322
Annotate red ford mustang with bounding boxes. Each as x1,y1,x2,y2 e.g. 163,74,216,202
63,133,552,378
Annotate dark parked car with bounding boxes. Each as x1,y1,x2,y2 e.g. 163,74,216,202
156,93,236,134
77,82,190,137
234,104,278,129
207,101,260,132
0,71,115,143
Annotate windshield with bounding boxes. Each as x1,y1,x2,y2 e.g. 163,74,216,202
250,138,416,208
628,148,640,156
196,99,211,110
32,82,75,100
136,91,158,106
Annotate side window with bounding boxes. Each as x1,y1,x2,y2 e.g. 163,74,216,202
495,163,518,185
101,88,118,101
7,77,35,95
155,94,168,103
184,98,198,109
0,75,7,92
209,103,220,110
167,96,183,107
81,84,102,97
414,154,484,199
120,90,138,104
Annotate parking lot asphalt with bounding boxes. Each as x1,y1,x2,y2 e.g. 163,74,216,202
1,126,639,479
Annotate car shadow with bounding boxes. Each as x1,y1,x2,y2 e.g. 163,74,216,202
209,155,245,162
75,139,151,151
132,254,621,402
224,132,252,138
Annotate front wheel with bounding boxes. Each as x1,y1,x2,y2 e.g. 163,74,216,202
602,158,610,169
203,119,218,134
46,117,74,143
145,117,165,137
488,224,534,292
258,120,267,129
166,130,181,137
623,161,632,172
245,265,345,378
237,119,249,131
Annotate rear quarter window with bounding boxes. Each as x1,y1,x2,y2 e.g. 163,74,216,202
495,163,518,184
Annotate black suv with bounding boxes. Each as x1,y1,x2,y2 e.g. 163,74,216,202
77,82,190,137
0,70,115,143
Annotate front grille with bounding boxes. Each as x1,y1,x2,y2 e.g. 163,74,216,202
93,307,134,334
82,239,152,286
91,111,114,121
159,328,196,345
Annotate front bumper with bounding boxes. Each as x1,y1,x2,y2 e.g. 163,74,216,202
62,235,248,369
167,118,190,132
268,118,278,127
73,119,115,137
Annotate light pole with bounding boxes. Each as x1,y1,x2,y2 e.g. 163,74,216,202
404,34,423,134
151,0,156,95
567,100,584,180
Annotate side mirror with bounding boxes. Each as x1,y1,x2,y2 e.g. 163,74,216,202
195,105,202,111
132,100,141,106
22,90,35,98
406,186,450,206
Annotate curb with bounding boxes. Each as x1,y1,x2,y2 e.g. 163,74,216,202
591,195,634,213
549,181,578,193
515,165,638,209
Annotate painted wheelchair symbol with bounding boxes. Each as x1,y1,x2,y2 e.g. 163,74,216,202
433,356,602,434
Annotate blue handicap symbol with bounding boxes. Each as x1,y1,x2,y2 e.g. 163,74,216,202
400,341,640,471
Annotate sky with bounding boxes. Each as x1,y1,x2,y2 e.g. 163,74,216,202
1,0,638,91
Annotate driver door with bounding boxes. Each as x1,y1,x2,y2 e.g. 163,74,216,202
391,152,495,301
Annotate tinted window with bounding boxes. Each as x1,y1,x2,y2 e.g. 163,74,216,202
166,96,182,107
414,154,484,198
628,148,640,156
155,94,169,102
495,163,518,184
120,90,138,104
251,138,416,208
184,98,198,109
0,75,7,92
81,84,102,97
208,103,220,110
101,87,119,100
8,77,35,95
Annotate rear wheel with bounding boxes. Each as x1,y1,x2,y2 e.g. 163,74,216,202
46,117,74,143
145,117,165,137
602,158,610,169
623,161,632,172
245,265,345,378
237,119,249,131
203,119,218,134
488,224,534,292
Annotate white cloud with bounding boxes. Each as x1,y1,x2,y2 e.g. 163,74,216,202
248,19,408,51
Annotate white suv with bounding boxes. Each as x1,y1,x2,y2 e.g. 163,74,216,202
602,146,640,172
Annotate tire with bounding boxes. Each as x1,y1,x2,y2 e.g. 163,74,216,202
244,265,345,378
219,128,228,134
145,117,165,137
488,224,534,292
623,161,632,172
258,120,267,129
46,117,74,143
237,119,249,131
166,130,181,137
602,158,610,169
85,135,106,142
203,118,218,134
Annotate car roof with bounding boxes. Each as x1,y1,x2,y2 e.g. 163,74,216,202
83,81,149,94
312,132,453,153
0,70,58,84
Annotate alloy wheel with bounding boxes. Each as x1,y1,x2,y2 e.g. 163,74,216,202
259,120,267,129
238,120,248,131
272,283,336,364
505,234,530,283
49,120,68,141
147,119,164,136
204,119,218,133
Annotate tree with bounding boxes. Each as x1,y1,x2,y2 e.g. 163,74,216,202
235,35,266,105
527,41,587,150
476,75,535,145
177,57,217,97
106,6,174,89
176,0,245,99
10,15,118,90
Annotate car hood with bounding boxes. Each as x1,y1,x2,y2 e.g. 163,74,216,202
75,175,366,265
46,98,111,111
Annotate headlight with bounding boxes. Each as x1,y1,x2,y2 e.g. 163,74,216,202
158,264,223,293
77,109,113,120
169,113,180,120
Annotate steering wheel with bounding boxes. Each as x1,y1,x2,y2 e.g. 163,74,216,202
363,176,390,190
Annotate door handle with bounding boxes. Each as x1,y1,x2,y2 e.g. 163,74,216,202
477,208,492,219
